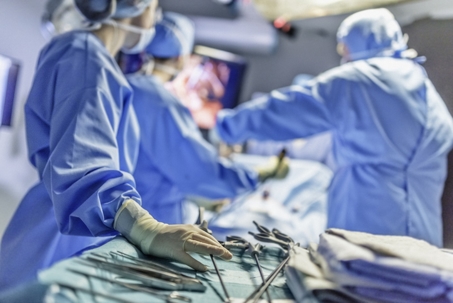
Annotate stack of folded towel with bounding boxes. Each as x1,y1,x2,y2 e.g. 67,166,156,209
286,229,453,303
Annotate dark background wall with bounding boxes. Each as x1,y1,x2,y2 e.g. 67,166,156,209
402,19,453,247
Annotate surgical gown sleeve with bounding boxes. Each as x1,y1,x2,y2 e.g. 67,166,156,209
26,35,141,237
43,86,140,237
215,86,333,144
144,101,258,199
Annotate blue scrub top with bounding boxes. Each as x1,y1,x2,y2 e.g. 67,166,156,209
128,73,258,224
216,57,453,246
0,30,140,290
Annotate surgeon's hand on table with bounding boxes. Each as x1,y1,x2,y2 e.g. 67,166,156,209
114,199,232,271
256,155,290,182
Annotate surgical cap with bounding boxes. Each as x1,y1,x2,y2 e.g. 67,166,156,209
43,0,65,21
75,0,154,22
145,12,195,58
336,8,407,61
42,0,86,37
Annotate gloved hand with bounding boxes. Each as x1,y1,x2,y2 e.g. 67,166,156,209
255,155,290,182
187,195,231,212
114,199,232,271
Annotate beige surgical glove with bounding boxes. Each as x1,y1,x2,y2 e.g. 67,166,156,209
114,199,232,271
256,155,290,182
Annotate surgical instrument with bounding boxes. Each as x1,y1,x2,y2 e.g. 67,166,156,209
196,206,231,302
221,235,249,250
244,253,291,303
110,251,194,279
211,252,231,302
48,282,140,303
261,148,287,182
222,235,271,302
79,255,206,291
245,222,299,303
248,221,294,251
67,268,192,303
247,243,271,303
199,221,231,302
90,252,199,283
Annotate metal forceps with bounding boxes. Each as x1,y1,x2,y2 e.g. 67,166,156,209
245,222,297,303
222,235,271,302
68,268,191,303
221,235,249,250
196,206,231,302
248,221,294,250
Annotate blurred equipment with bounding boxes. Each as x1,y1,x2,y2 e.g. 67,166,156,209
0,54,20,127
252,0,417,21
189,1,277,55
273,17,297,38
212,0,236,6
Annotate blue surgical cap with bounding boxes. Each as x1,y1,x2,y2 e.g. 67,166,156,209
75,0,154,22
145,12,195,58
336,8,407,61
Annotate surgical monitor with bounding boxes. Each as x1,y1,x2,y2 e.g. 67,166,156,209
178,45,247,130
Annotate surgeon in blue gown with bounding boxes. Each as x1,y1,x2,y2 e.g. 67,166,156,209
214,8,453,246
122,12,286,224
0,0,232,291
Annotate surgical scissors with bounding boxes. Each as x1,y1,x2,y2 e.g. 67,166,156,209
248,221,294,251
68,268,192,303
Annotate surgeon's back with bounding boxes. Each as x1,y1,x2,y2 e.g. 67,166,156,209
316,56,453,246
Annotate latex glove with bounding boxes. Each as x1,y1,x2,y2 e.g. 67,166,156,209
256,155,290,182
114,199,232,271
187,195,231,212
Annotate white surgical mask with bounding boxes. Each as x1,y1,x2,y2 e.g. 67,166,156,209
104,20,155,54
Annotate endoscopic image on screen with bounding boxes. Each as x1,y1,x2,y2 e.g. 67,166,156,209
168,49,246,130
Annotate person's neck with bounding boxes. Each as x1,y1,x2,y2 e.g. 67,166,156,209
92,21,128,56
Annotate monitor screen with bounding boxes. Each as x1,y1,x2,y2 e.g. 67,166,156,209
173,45,247,129
0,54,20,126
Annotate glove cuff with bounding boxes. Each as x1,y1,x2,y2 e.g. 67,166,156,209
114,199,167,254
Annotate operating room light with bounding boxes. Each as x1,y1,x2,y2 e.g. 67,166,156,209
212,0,236,6
252,0,417,20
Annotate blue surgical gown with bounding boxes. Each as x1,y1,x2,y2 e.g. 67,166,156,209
216,57,453,246
128,74,258,224
0,31,140,290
